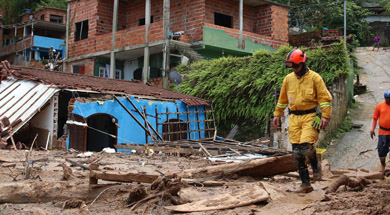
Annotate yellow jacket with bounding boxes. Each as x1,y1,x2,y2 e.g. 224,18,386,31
274,69,332,119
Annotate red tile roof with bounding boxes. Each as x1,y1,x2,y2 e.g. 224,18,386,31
0,61,209,106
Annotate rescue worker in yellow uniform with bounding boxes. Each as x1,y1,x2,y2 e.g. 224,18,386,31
273,48,332,193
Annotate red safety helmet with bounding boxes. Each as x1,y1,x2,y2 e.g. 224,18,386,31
285,48,306,68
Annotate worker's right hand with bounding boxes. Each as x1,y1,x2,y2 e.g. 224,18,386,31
273,117,280,129
370,130,375,139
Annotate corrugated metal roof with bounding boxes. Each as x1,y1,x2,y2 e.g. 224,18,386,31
0,60,209,139
0,77,59,139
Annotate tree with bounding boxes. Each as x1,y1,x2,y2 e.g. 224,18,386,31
34,0,67,11
0,0,37,24
0,0,66,24
270,0,371,46
354,0,390,15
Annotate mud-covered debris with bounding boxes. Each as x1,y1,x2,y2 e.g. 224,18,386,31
62,199,85,209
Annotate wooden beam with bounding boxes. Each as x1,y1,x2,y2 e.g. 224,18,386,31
173,155,297,179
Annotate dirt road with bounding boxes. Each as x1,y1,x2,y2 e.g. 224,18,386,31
326,47,390,171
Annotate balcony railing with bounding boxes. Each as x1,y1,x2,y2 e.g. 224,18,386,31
68,21,164,59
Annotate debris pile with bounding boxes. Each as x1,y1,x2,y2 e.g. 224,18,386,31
0,144,389,214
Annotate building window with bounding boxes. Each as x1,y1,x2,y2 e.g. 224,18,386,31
72,64,85,74
3,29,10,36
75,20,89,41
214,12,233,28
138,16,154,26
115,69,122,79
99,67,122,79
40,14,45,20
99,67,109,78
387,22,390,27
50,15,63,23
24,26,32,36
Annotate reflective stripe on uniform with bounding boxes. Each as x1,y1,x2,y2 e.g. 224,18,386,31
277,103,288,108
320,102,332,107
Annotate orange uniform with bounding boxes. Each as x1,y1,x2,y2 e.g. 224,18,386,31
373,102,390,135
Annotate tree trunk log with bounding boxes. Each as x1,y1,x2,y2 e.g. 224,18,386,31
90,170,159,184
0,182,117,204
174,155,296,179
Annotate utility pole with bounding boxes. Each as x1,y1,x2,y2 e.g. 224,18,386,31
64,3,70,72
238,0,243,49
143,0,151,84
162,0,170,88
344,0,346,47
110,0,119,79
142,0,150,84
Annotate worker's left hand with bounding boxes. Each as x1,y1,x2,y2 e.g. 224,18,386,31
370,130,375,139
320,117,329,129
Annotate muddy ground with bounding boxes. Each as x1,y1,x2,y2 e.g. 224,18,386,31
1,47,390,215
1,149,389,215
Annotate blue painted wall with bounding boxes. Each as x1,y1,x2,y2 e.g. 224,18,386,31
66,96,207,149
33,35,65,58
34,35,65,51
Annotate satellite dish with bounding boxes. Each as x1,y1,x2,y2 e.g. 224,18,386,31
169,70,182,92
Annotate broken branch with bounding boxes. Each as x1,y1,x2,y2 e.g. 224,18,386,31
325,175,370,193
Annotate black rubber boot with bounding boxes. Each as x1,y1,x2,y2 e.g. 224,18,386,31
309,150,322,181
294,153,313,193
296,169,313,193
380,157,386,172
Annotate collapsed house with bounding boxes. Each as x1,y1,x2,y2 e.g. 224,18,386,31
0,61,216,152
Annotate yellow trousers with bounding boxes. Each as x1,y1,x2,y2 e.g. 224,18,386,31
288,113,319,144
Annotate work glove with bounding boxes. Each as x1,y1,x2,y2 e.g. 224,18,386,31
370,130,375,139
312,113,322,130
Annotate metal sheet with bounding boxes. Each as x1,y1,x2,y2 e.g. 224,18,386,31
0,77,59,139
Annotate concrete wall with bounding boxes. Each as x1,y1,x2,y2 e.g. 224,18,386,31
277,76,350,151
30,97,55,149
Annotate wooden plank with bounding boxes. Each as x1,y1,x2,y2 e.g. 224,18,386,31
155,105,159,141
166,106,170,141
198,142,211,157
165,184,269,212
160,119,214,125
196,106,201,138
158,110,214,115
113,96,154,138
176,104,183,140
228,147,241,156
204,107,212,138
186,106,191,140
126,96,163,141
